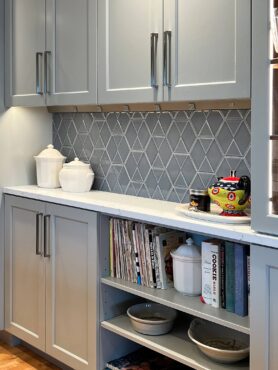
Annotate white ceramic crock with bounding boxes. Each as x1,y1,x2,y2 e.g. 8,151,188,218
34,144,66,188
59,157,94,193
171,238,202,296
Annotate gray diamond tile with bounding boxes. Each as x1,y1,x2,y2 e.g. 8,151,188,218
153,154,164,169
118,113,131,132
100,179,110,192
182,123,196,151
126,183,137,196
133,152,143,164
153,122,164,137
132,137,143,151
206,141,223,171
199,173,215,188
146,138,157,165
106,113,119,133
94,137,105,149
234,123,250,155
53,113,61,131
138,184,150,199
68,121,77,145
145,170,158,196
217,158,231,177
113,152,122,164
100,123,111,148
167,123,180,151
159,172,172,199
92,112,105,121
199,122,213,138
174,139,187,154
145,112,159,133
174,173,186,188
132,182,143,196
181,157,196,186
138,121,150,149
153,136,164,150
199,158,213,173
152,186,164,200
132,168,143,182
167,188,180,202
125,153,137,178
190,140,205,170
153,169,164,181
226,157,241,170
167,156,180,184
53,134,62,150
126,122,137,147
159,139,172,167
106,137,117,161
191,111,206,134
174,154,187,168
159,112,172,134
138,153,150,180
89,122,101,145
174,187,188,202
207,111,224,135
199,138,213,153
83,136,94,159
226,140,241,156
118,167,130,191
74,113,89,133
118,137,130,162
236,159,251,177
190,174,205,190
217,124,233,154
245,148,251,167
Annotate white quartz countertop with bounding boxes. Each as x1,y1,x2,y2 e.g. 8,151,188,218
3,185,278,248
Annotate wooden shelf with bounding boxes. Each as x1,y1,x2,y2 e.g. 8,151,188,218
101,277,250,335
101,315,249,370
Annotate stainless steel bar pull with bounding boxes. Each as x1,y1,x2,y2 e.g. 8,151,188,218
36,213,43,256
163,31,172,87
44,215,51,258
150,33,158,88
36,52,43,95
44,51,51,94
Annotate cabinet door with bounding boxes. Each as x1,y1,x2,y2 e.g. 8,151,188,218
45,0,97,106
98,0,163,104
5,0,46,106
5,195,46,350
164,0,251,101
45,204,98,370
250,245,278,370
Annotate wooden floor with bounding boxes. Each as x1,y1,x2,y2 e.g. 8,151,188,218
0,341,60,369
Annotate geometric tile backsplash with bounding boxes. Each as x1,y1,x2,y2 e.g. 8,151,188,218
53,109,251,203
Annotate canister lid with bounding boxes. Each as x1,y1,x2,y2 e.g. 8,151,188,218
189,189,208,196
171,238,201,260
34,144,66,159
63,157,92,170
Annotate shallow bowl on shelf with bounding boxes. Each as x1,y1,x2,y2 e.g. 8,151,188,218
188,318,249,364
127,302,177,336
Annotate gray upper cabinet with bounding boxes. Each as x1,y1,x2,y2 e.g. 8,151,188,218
98,0,163,104
164,0,251,101
98,0,251,105
5,0,97,107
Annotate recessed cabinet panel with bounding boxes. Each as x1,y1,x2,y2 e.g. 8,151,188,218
46,0,97,105
45,204,97,370
5,196,45,350
164,0,251,101
98,0,163,104
5,0,46,106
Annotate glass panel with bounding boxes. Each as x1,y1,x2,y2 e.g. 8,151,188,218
273,141,278,214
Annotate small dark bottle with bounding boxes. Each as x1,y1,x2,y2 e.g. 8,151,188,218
189,189,211,212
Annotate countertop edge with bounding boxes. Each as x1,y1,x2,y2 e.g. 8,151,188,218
3,186,278,249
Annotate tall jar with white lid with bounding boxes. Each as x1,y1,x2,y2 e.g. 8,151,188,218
171,238,201,296
34,144,66,188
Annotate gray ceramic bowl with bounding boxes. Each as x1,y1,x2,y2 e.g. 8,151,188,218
188,318,249,364
127,302,177,336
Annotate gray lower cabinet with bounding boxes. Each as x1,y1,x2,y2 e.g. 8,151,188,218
5,0,97,107
5,195,98,370
250,244,278,370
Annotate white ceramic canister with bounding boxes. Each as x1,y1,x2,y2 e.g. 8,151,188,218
171,238,202,296
59,157,94,193
34,144,66,188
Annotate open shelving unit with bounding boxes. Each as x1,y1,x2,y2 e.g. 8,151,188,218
98,215,250,370
101,277,249,335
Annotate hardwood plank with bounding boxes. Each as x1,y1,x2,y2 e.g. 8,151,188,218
0,341,60,369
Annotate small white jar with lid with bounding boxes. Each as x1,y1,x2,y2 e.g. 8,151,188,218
171,238,201,296
59,157,94,193
34,144,66,188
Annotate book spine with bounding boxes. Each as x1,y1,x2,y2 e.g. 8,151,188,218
109,218,114,278
247,251,250,315
132,225,141,285
149,231,157,288
211,243,220,308
234,243,248,316
225,241,235,313
220,244,226,309
201,242,212,304
156,235,168,289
